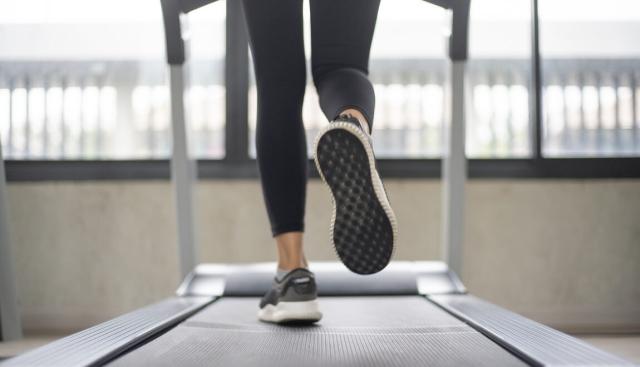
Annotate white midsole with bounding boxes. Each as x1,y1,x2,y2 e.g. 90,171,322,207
313,122,398,262
258,300,323,323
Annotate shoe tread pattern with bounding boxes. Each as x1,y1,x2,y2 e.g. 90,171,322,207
316,129,394,274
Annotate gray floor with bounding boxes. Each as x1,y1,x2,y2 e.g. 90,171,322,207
0,336,60,360
577,335,640,364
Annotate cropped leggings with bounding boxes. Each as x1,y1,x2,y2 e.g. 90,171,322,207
242,0,380,236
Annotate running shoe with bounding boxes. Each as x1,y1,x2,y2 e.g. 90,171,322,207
313,114,397,275
258,268,322,323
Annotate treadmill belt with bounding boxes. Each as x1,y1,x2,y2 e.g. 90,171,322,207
108,296,528,367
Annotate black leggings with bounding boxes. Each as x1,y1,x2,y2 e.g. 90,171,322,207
242,0,380,236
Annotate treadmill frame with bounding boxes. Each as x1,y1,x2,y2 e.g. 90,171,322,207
1,262,634,366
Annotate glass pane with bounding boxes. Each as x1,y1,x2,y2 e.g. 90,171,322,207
368,1,448,158
0,0,226,159
467,0,532,158
248,0,449,158
540,0,640,157
187,3,226,159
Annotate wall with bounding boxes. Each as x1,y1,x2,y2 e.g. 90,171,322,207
6,179,640,333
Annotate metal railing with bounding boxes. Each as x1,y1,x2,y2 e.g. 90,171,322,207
1,58,638,159
542,59,640,156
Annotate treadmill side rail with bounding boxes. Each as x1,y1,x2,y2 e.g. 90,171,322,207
430,294,637,367
0,296,214,367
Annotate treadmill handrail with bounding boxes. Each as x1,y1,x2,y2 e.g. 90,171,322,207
160,0,221,65
422,0,470,61
179,0,220,13
161,0,470,64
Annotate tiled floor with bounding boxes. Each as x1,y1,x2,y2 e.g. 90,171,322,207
1,333,639,363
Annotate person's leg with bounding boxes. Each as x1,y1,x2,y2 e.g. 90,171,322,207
242,0,321,323
310,0,380,132
242,0,308,271
311,0,397,275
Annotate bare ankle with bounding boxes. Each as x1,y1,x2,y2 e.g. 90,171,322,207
275,231,307,270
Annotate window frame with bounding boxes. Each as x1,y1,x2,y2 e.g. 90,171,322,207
4,0,640,182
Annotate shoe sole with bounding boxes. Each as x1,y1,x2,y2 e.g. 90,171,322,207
314,122,397,275
258,300,322,323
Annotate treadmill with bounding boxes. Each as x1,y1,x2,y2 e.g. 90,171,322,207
0,0,636,366
0,263,635,366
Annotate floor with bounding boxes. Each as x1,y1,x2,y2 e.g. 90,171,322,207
0,335,60,361
575,335,640,364
1,333,639,364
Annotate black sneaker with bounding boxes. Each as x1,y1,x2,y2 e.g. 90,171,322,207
258,268,322,323
313,114,397,275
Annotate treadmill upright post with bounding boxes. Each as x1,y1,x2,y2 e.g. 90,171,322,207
442,60,467,277
422,0,470,277
169,63,198,279
0,140,23,341
161,0,222,278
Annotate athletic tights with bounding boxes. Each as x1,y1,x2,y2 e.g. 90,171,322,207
242,0,380,236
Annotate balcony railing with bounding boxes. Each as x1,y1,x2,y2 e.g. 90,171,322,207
1,58,638,160
542,59,639,156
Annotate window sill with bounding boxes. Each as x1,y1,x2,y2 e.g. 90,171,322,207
4,157,640,181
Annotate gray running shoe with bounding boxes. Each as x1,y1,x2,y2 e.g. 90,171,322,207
258,268,322,323
314,114,397,275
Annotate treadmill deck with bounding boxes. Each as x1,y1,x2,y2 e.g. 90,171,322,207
108,296,528,367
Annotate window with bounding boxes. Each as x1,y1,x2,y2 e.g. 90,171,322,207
539,0,640,157
467,0,532,157
0,0,226,159
1,0,639,179
367,1,448,158
185,4,226,159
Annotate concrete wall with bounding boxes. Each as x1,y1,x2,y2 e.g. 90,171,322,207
5,179,640,333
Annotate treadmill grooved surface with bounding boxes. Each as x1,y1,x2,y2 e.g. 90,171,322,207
108,296,528,367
